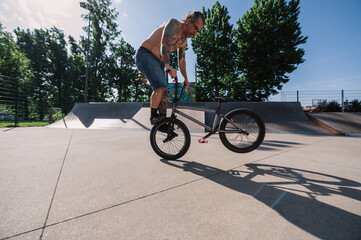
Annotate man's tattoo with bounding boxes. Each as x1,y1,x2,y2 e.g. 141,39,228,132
158,94,168,115
178,47,186,62
161,19,186,65
161,45,171,66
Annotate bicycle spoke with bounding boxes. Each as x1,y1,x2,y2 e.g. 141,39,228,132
224,113,261,148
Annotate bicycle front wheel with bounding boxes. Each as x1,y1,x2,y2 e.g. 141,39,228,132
219,109,265,153
150,118,190,160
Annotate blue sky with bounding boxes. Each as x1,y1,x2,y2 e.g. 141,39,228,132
1,0,360,92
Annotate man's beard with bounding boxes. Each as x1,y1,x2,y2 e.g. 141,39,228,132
186,30,193,38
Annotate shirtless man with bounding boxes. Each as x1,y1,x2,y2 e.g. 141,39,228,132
135,11,204,124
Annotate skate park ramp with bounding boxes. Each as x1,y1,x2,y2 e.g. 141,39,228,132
204,102,329,134
49,103,144,129
49,102,332,134
307,112,361,136
48,102,204,131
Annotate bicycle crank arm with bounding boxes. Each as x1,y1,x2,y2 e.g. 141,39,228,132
162,123,179,143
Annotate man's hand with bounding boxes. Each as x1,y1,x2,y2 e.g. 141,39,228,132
167,68,177,79
184,79,189,92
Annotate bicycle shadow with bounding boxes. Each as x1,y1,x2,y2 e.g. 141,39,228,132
160,159,361,239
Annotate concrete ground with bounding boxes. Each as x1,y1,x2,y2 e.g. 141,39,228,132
1,127,361,240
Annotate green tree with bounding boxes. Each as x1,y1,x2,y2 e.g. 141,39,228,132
68,35,86,106
0,24,32,118
47,27,69,111
235,0,307,101
81,0,122,102
109,39,137,102
134,76,152,102
109,39,151,102
15,28,52,120
192,1,237,101
0,24,31,80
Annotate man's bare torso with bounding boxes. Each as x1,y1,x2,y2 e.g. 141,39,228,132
140,19,187,62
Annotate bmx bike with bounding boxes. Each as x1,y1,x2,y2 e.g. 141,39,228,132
150,73,265,160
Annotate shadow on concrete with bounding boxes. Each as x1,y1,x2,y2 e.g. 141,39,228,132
1,127,15,132
257,140,304,151
160,160,361,239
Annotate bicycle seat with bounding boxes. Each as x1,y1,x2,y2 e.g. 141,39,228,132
214,96,232,102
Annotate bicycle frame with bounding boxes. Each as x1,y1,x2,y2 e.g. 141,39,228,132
168,75,246,136
172,102,223,133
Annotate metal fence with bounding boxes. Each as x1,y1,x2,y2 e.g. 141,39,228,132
268,90,361,109
0,75,20,126
0,75,50,127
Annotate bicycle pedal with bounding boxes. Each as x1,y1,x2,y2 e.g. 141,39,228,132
198,138,208,144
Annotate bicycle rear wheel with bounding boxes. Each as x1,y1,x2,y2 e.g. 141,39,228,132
219,109,265,153
150,118,191,160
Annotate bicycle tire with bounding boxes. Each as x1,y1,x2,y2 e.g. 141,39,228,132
219,109,265,153
150,118,191,160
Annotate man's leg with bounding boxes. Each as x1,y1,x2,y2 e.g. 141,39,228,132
150,87,166,124
134,47,167,124
150,87,165,108
158,93,168,117
156,92,171,133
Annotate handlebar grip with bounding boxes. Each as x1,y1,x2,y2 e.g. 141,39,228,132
166,69,177,82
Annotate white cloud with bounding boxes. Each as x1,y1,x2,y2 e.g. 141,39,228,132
18,0,32,16
122,12,128,17
0,15,8,23
0,1,10,12
114,0,123,4
0,0,85,39
0,2,8,23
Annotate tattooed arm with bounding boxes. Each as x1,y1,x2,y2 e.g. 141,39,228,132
178,43,189,91
161,19,179,77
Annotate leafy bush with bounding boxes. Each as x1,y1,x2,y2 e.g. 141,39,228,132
347,99,361,112
52,110,65,122
325,100,341,112
317,99,361,112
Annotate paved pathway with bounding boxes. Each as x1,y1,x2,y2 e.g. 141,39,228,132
1,127,361,239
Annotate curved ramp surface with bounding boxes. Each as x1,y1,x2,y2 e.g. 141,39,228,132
49,102,329,134
308,112,361,136
49,103,144,129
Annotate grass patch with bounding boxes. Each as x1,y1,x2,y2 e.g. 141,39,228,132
0,121,50,128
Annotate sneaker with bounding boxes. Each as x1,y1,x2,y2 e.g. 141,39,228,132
150,114,165,125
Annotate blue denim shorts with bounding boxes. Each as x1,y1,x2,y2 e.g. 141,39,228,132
135,47,167,91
